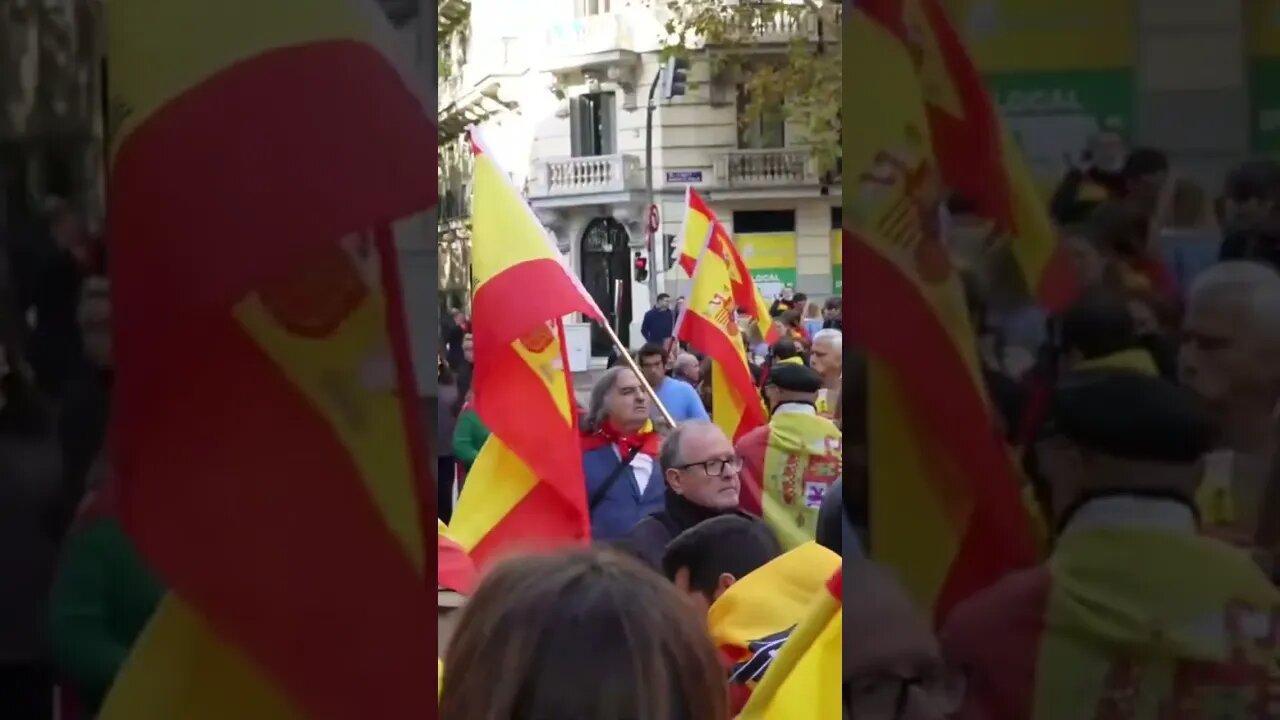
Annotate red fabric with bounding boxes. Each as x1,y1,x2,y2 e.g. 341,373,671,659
733,424,770,517
1129,255,1178,301
437,533,477,595
581,419,660,458
940,566,1050,720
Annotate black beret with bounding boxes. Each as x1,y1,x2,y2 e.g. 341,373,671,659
766,363,824,393
1046,369,1216,464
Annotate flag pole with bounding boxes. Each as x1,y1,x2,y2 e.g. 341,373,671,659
596,320,677,429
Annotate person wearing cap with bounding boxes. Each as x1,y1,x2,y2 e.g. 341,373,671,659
943,366,1280,720
735,363,842,550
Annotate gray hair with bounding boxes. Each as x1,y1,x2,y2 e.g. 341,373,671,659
583,366,639,433
812,328,843,353
674,352,699,372
1189,260,1280,347
659,419,718,471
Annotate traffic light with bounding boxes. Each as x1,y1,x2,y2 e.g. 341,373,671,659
660,56,690,100
665,233,678,269
633,252,649,283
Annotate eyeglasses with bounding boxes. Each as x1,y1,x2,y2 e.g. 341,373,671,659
675,455,743,476
844,669,966,720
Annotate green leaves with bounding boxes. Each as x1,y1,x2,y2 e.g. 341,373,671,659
657,0,841,177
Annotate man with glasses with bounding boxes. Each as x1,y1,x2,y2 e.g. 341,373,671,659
621,420,758,569
736,363,842,549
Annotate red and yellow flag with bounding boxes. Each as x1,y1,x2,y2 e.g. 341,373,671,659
846,0,1037,626
677,187,780,344
103,1,437,718
737,567,843,720
676,234,767,443
444,128,603,569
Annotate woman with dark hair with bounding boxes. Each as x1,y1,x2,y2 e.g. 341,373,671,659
0,340,62,719
440,549,730,720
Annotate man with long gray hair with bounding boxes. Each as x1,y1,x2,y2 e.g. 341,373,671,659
579,366,664,541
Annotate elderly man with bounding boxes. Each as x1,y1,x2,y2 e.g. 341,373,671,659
622,420,759,568
810,328,842,417
736,364,842,549
672,352,701,387
1179,261,1280,550
580,367,664,541
944,364,1280,719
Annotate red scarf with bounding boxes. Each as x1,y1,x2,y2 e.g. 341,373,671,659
582,419,661,457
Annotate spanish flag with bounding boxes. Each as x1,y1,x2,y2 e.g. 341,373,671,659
737,567,843,719
677,187,780,343
444,128,603,569
847,0,1037,625
913,0,1075,310
103,1,437,718
676,230,767,443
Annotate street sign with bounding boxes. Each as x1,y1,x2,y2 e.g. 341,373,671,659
665,170,703,184
647,204,661,234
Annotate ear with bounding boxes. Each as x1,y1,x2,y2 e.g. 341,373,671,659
714,573,736,601
666,468,684,494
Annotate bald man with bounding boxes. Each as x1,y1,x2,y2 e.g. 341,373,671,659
1180,261,1280,549
846,561,959,720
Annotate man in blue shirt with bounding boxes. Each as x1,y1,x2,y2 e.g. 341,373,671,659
637,342,709,425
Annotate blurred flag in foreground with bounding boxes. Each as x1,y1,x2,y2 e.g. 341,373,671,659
677,187,780,343
846,0,1037,626
102,0,438,718
676,229,767,444
737,567,843,719
444,128,604,569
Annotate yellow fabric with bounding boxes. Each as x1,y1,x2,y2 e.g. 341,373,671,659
678,189,778,342
108,0,382,159
101,596,302,719
759,412,843,550
815,387,831,417
682,234,765,442
1034,525,1280,718
437,659,443,703
708,543,839,655
1196,451,1238,532
737,569,842,720
1074,347,1158,376
470,132,594,307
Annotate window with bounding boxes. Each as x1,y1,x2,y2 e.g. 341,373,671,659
732,210,796,234
737,84,785,150
575,0,611,17
570,92,616,157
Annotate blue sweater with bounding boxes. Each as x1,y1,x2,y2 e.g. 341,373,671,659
652,377,710,424
641,307,675,343
582,445,664,541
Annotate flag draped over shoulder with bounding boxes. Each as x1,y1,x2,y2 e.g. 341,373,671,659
737,567,843,719
846,0,1036,625
676,232,767,443
444,129,604,569
677,188,780,343
104,1,437,718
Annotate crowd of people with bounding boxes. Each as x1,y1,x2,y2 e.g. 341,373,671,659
436,287,849,716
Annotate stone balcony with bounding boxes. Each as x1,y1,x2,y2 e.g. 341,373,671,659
712,148,818,188
528,154,645,199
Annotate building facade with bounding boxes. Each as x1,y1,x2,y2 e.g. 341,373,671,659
439,0,842,357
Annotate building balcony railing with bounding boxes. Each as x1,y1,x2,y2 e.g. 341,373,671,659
544,13,634,61
713,148,817,187
529,154,644,198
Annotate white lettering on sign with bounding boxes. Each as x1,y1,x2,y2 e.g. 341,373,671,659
999,89,1085,115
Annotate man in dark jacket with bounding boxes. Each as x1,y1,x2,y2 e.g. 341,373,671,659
622,420,762,568
640,293,675,347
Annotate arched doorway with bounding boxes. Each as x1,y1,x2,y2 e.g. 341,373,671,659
580,217,631,357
